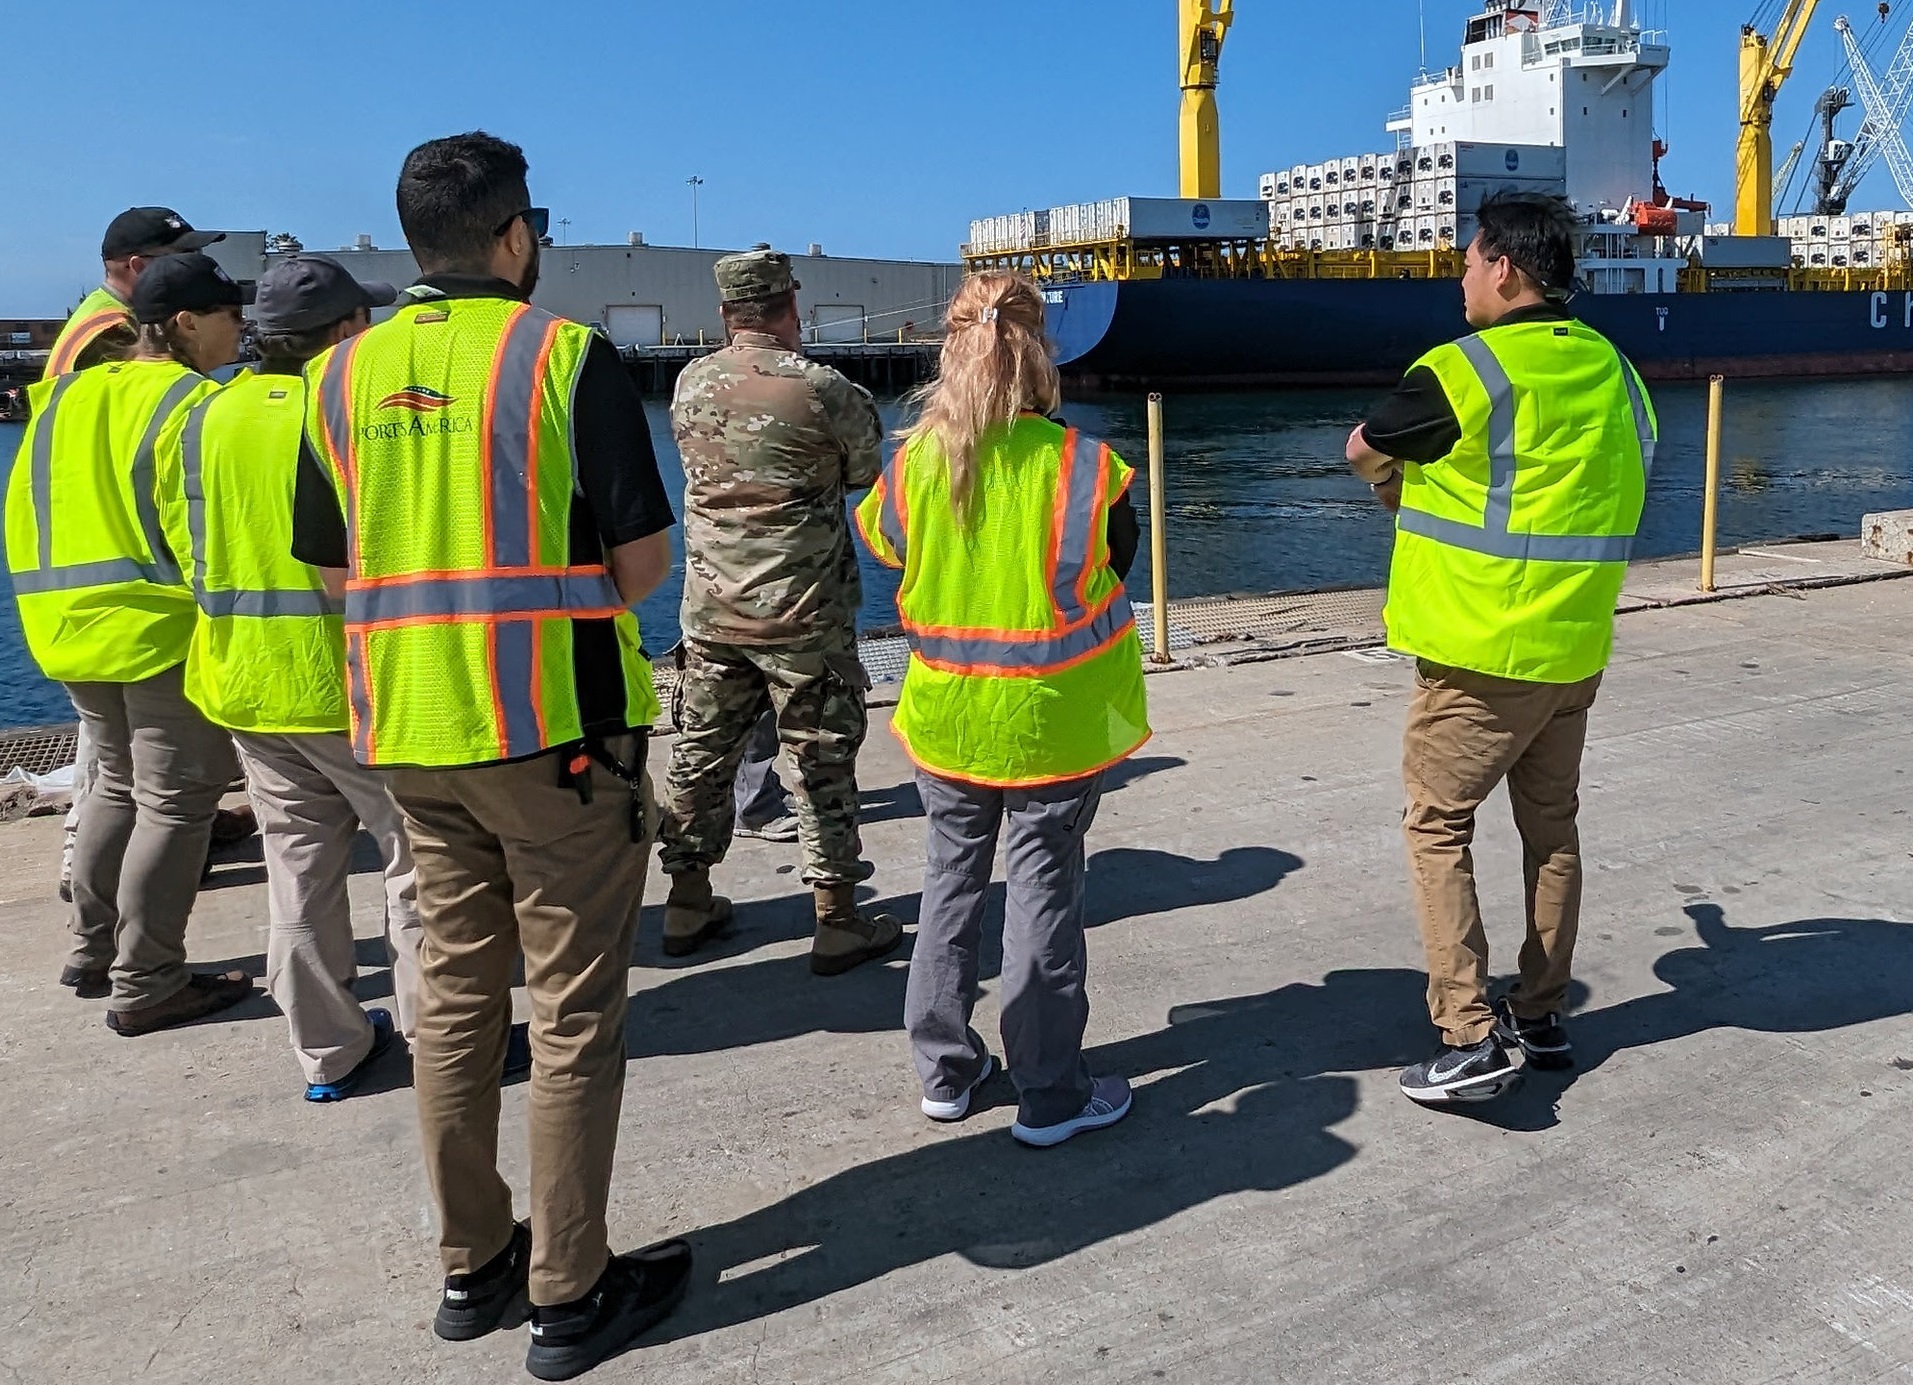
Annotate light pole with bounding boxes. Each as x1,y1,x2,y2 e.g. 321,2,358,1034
557,216,571,246
687,175,704,248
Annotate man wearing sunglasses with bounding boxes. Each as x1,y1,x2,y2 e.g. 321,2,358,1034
291,131,686,1379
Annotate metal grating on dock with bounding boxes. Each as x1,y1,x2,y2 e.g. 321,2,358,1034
0,723,79,777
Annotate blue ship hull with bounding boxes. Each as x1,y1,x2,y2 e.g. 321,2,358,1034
1045,278,1913,387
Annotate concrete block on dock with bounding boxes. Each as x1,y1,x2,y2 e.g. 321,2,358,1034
1860,510,1913,565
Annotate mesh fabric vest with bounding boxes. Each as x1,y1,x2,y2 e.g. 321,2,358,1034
1386,318,1657,684
160,371,347,733
307,297,659,768
43,287,132,380
5,359,211,682
857,414,1150,787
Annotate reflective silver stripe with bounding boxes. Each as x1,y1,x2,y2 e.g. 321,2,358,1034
1615,351,1658,476
1453,334,1517,534
908,593,1137,673
197,589,341,618
1050,430,1105,617
179,394,215,603
493,621,544,759
10,557,170,594
129,374,203,587
1396,509,1634,564
30,375,77,570
879,445,908,562
346,633,374,762
319,341,358,557
489,307,562,569
345,572,625,624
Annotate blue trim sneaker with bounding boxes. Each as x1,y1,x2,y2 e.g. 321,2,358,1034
921,1053,996,1123
1399,1036,1520,1106
525,1239,693,1381
304,1008,396,1103
1492,996,1573,1070
1010,1075,1133,1148
436,1221,531,1342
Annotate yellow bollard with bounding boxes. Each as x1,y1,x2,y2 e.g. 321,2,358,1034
1700,375,1724,593
1147,393,1172,664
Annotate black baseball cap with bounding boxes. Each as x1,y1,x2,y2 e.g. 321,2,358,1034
102,207,225,260
255,255,397,333
131,253,254,324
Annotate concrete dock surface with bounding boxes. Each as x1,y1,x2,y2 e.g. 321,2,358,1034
5,568,1913,1383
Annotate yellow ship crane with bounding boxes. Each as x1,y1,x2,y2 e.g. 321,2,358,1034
1738,0,1822,234
1179,0,1234,199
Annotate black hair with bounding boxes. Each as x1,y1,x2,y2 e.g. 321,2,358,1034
396,131,530,273
1473,191,1580,301
721,290,798,332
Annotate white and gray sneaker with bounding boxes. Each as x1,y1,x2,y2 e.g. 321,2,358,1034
1010,1075,1133,1148
734,813,800,843
921,1054,996,1122
1399,1037,1521,1105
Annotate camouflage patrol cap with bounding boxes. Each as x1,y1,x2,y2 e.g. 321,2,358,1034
714,243,801,303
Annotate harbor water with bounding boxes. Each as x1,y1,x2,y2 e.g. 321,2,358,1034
2,377,1911,729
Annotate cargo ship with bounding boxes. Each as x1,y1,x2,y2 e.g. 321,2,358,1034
965,0,1913,388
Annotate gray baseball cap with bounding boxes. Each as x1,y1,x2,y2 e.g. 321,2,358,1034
255,254,397,332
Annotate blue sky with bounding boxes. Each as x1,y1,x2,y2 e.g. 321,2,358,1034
5,0,1904,315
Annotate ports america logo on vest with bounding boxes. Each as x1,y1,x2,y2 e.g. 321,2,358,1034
361,385,475,440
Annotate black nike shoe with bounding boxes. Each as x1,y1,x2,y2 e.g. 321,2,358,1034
434,1221,531,1342
1492,996,1574,1070
525,1239,693,1381
1399,1036,1521,1105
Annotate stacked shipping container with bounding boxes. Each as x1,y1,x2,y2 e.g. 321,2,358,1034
1262,142,1567,253
1773,211,1913,269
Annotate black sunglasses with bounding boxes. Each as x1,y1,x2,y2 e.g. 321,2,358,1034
493,207,550,240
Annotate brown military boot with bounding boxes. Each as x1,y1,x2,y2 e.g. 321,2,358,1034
810,884,905,977
663,869,732,959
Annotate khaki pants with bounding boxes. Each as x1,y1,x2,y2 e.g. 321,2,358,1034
1402,660,1601,1046
233,731,423,1086
64,665,240,1011
388,735,652,1307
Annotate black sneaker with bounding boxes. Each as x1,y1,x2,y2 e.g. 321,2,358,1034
1493,996,1573,1070
1399,1036,1521,1105
525,1239,693,1382
434,1221,531,1342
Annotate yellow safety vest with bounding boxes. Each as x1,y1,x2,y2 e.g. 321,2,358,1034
306,296,660,768
857,414,1151,787
5,360,211,683
157,371,347,734
44,287,132,380
1385,318,1657,683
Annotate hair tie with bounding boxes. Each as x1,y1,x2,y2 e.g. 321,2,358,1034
978,306,999,324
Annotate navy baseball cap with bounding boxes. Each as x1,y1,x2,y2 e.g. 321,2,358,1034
131,253,254,324
102,207,225,260
254,255,397,333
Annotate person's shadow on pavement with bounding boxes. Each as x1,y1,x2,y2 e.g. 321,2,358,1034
625,846,1305,1061
650,966,1431,1341
1458,900,1913,1131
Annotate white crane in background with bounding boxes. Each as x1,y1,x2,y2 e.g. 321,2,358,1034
1837,11,1913,206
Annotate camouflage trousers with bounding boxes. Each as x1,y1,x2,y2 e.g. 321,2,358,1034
658,635,874,886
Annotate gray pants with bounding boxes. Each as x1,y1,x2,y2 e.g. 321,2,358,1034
904,769,1104,1128
233,731,424,1086
64,664,240,1011
733,709,787,828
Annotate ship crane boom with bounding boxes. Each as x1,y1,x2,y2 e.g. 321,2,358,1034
1739,0,1823,233
1835,10,1913,208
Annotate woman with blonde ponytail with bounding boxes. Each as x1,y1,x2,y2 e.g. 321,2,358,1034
856,271,1150,1149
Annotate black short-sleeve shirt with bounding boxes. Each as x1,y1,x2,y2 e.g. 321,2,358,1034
291,274,676,750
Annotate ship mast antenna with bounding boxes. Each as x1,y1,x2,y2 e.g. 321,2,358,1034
1178,0,1234,199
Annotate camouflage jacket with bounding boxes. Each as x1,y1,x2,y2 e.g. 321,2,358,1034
670,331,884,645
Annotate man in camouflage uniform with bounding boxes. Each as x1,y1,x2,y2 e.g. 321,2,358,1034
659,245,905,976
